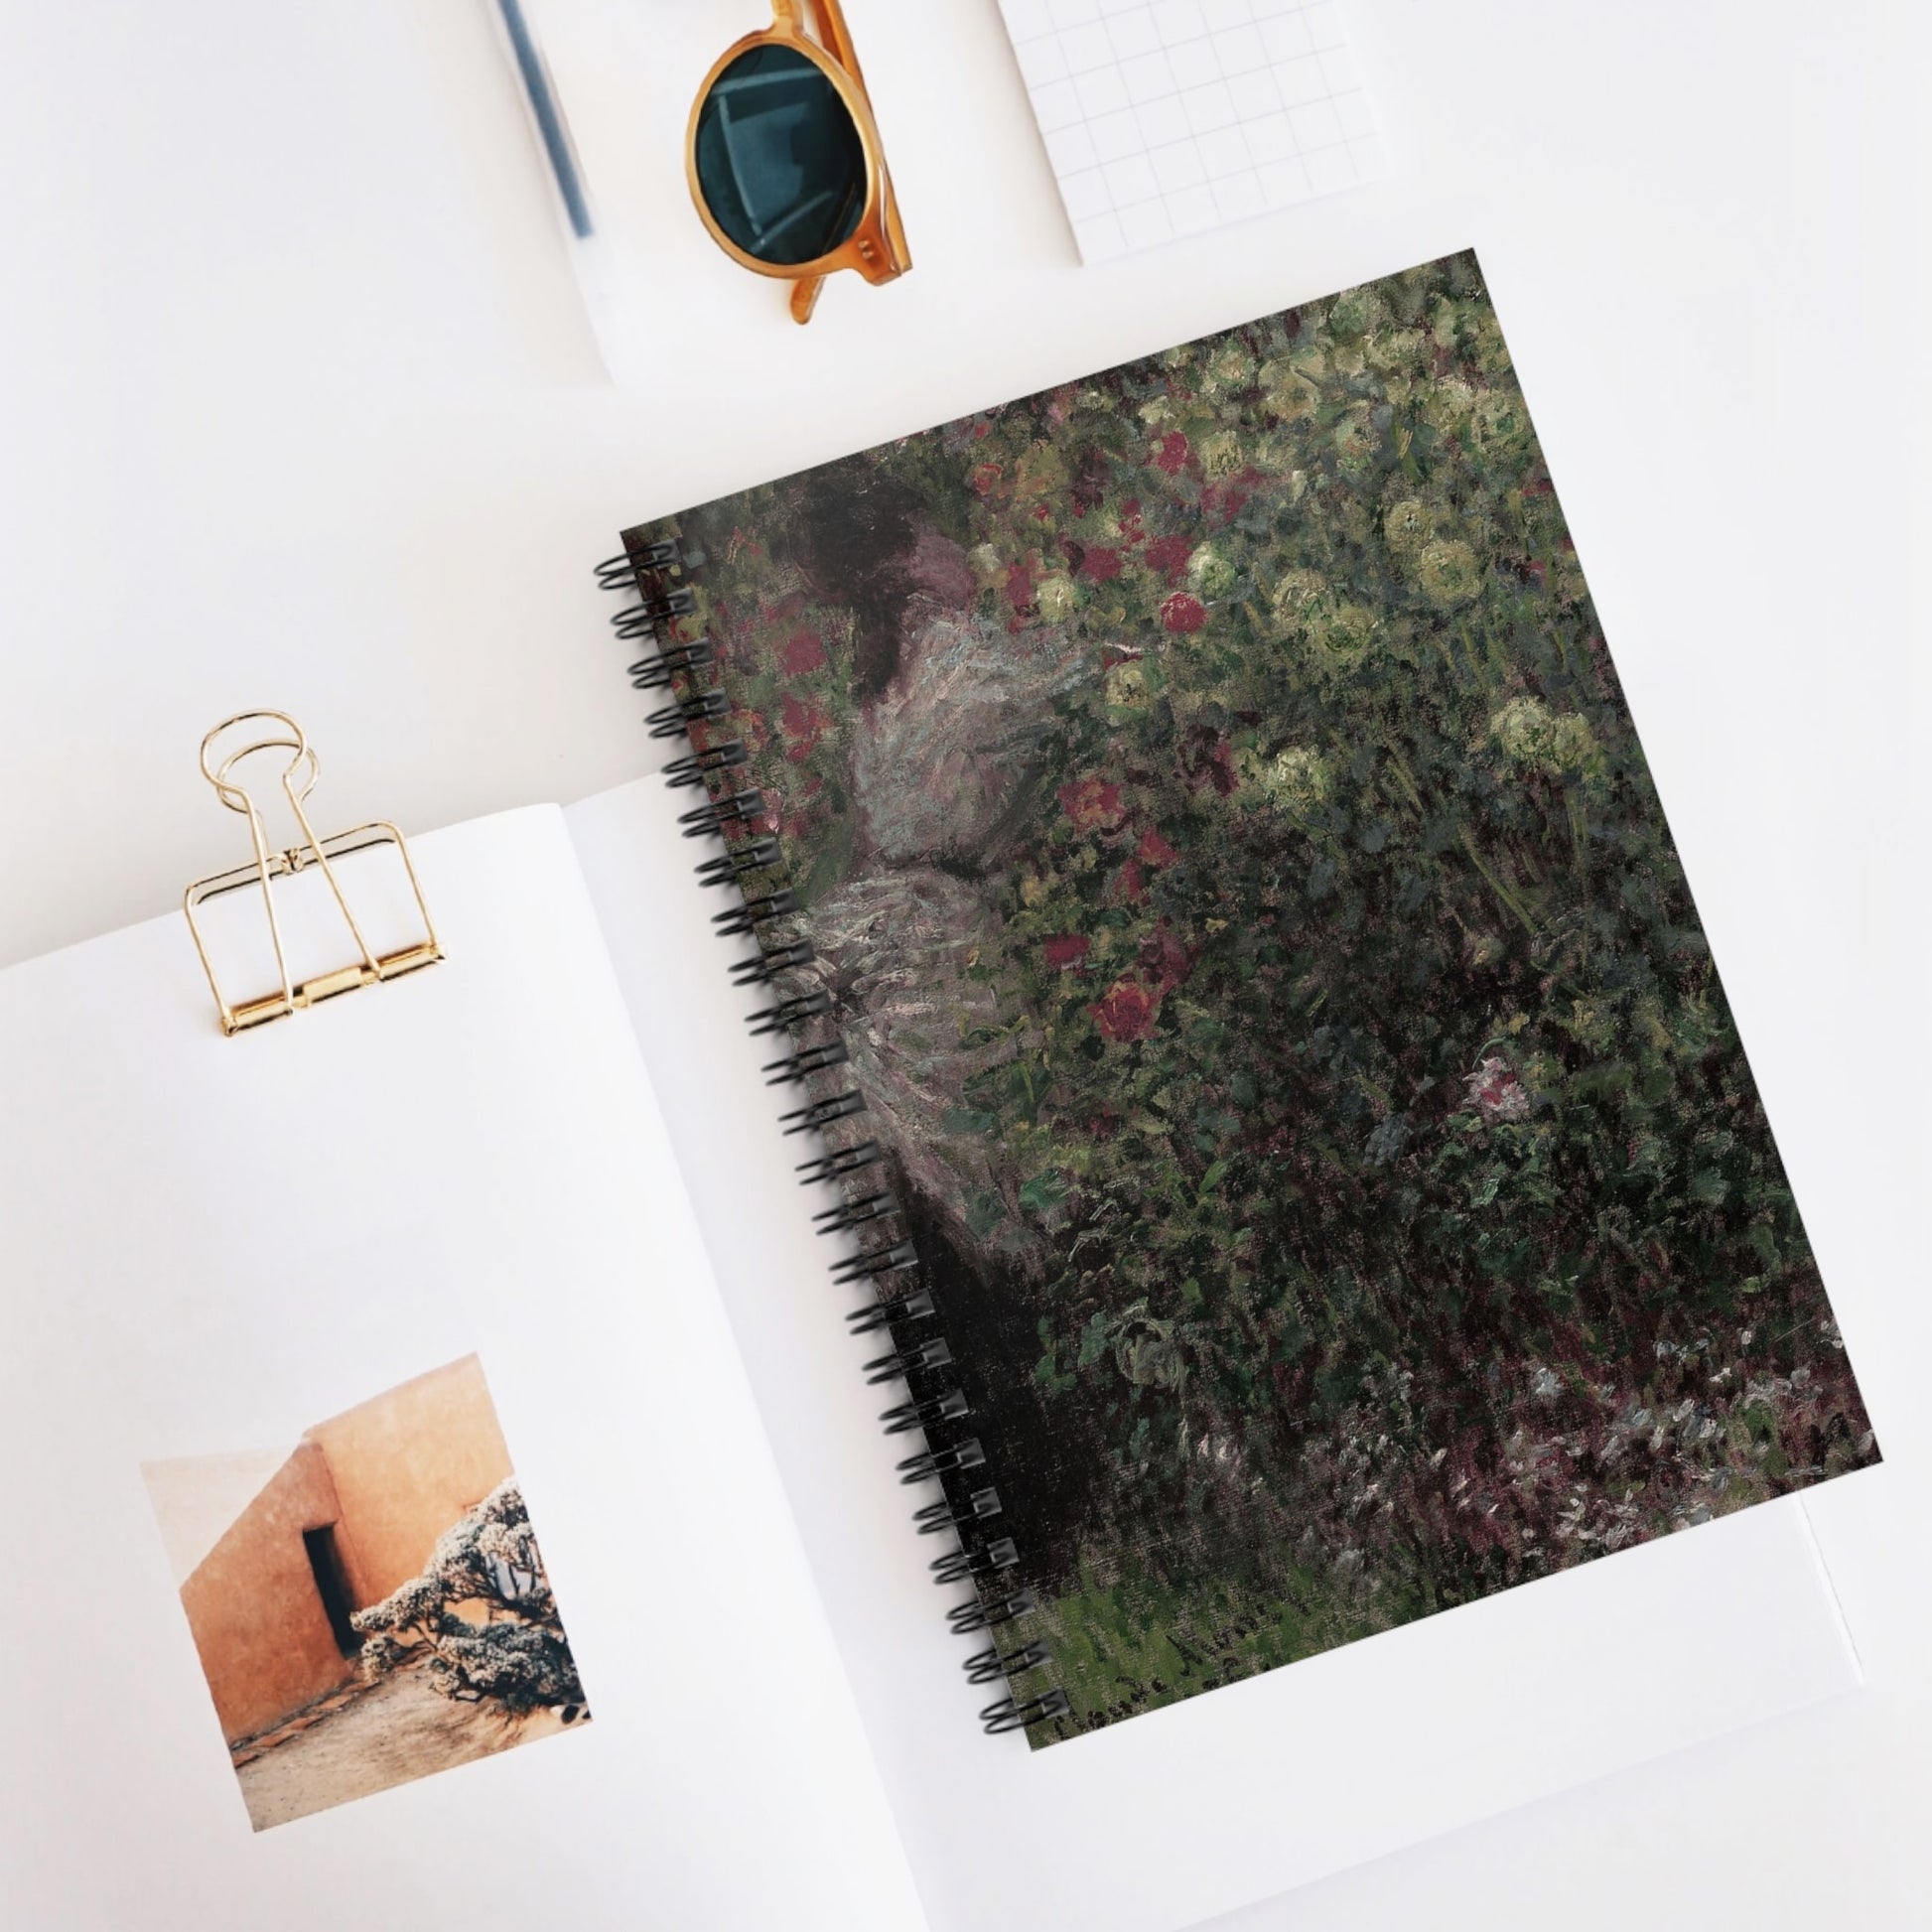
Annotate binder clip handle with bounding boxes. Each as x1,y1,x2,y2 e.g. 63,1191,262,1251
183,711,444,1035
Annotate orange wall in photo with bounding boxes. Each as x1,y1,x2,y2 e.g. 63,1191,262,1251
178,1440,353,1745
160,1355,516,1746
308,1355,514,1604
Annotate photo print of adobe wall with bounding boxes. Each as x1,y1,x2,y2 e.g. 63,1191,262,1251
142,1355,588,1831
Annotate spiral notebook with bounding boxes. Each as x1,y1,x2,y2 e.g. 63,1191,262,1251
0,251,1875,1932
606,242,1876,1745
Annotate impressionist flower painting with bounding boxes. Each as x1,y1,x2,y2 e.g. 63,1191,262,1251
628,250,1876,1742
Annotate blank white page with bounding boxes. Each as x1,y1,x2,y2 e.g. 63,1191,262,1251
995,0,1392,262
0,809,925,1932
569,774,1864,1932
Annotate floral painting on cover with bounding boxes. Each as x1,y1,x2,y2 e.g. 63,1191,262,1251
624,250,1877,1745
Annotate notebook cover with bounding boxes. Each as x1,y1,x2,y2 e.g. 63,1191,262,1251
619,248,1877,1745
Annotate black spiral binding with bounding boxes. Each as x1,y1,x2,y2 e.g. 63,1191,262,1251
596,539,1071,1740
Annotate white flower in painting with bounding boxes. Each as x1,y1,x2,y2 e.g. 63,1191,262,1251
1236,745,1330,816
1489,695,1597,776
1186,542,1239,600
1035,572,1078,621
1464,1055,1531,1123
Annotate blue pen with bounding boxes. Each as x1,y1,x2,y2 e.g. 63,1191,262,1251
495,0,595,239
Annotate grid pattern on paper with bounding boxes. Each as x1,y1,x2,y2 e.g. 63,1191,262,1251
995,0,1389,264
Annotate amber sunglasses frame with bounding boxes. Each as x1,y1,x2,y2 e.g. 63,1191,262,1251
685,0,911,324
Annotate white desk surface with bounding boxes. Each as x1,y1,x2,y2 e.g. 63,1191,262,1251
2,2,1926,1927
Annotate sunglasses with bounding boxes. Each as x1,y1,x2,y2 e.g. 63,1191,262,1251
687,0,910,324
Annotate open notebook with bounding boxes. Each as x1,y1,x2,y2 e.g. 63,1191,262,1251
0,252,1877,1932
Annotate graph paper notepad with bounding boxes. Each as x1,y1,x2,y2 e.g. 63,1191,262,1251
995,0,1389,262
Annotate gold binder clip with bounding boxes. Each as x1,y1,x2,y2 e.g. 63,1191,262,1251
183,711,443,1035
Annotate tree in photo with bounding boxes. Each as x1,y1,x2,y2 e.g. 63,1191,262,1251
351,1479,588,1722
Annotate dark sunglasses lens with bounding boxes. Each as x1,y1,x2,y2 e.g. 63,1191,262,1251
694,46,867,267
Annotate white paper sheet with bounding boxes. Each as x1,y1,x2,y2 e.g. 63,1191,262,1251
0,808,924,1932
567,774,1863,1932
993,0,1392,262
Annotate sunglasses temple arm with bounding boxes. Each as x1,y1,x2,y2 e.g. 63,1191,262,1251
789,274,827,325
883,177,910,273
805,0,863,82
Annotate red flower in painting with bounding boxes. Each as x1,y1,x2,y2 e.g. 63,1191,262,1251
1005,560,1036,614
1202,480,1259,525
1115,859,1146,903
1137,826,1179,867
1043,933,1091,970
1093,974,1160,1041
969,462,1002,496
1058,777,1127,832
780,693,830,761
1153,431,1190,475
779,629,827,676
1162,592,1206,633
1081,547,1124,582
1144,534,1193,586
